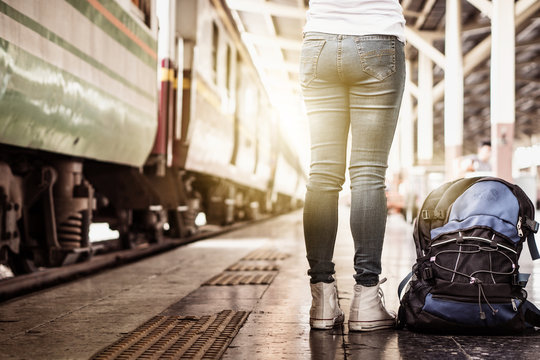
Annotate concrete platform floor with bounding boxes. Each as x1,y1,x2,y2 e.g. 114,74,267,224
0,207,539,359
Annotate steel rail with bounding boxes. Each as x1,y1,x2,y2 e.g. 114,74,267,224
0,215,273,302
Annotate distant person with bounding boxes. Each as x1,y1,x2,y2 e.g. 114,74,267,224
460,140,492,176
300,0,406,331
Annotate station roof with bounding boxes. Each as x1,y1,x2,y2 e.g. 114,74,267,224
222,0,539,163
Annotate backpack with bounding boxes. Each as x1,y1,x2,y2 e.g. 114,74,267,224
397,176,540,334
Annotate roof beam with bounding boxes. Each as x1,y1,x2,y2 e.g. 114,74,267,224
241,32,302,51
431,0,540,104
257,60,300,73
408,80,419,99
466,0,492,18
260,4,294,90
516,0,539,18
400,0,422,18
225,0,305,19
415,0,437,29
230,6,299,102
404,27,446,68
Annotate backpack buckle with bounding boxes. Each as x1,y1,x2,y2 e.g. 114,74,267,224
434,210,445,220
421,210,445,220
513,273,530,287
524,217,539,233
422,265,433,280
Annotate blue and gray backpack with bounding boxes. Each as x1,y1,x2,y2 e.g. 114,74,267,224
398,176,540,334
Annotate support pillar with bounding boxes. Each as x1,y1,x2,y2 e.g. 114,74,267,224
400,60,415,169
444,0,464,180
389,61,414,183
417,53,433,165
491,0,515,181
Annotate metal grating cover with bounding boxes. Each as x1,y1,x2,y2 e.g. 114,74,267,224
91,310,249,360
203,272,277,286
226,262,279,271
240,249,290,261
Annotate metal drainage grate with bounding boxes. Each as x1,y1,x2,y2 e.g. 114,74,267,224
226,262,279,271
203,272,277,286
91,310,249,360
241,249,290,261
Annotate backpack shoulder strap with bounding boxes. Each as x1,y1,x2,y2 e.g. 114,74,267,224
527,233,540,260
414,179,461,256
398,271,414,301
511,185,539,260
417,177,482,247
524,300,540,328
433,176,484,221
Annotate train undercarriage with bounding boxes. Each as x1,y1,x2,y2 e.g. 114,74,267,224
0,145,294,278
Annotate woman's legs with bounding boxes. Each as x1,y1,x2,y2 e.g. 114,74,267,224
302,82,350,284
301,33,405,331
302,35,405,285
301,39,349,327
347,38,406,286
348,93,400,285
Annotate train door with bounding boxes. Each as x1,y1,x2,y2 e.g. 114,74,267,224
171,0,198,169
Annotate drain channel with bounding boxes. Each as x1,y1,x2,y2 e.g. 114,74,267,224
91,310,249,360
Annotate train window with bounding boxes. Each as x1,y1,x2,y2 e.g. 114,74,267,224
130,0,151,27
212,21,219,83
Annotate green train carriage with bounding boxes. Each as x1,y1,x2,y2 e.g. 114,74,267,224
0,0,305,275
0,0,159,270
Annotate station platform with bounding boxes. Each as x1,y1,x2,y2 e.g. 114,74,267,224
0,207,539,359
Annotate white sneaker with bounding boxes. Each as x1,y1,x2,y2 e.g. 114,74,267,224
348,278,396,331
309,282,345,330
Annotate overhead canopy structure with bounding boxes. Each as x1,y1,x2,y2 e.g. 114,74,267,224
221,0,540,177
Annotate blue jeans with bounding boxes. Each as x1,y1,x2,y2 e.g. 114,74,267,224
301,32,405,286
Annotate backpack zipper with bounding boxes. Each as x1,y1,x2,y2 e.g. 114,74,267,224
511,298,518,312
517,217,523,237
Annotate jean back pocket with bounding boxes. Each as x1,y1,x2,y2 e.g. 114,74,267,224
355,39,396,81
300,39,326,87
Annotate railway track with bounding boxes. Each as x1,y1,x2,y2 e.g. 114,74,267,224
0,217,271,302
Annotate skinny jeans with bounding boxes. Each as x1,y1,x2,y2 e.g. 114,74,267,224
300,32,405,286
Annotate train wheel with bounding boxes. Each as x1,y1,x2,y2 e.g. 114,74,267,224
118,208,166,249
0,248,16,279
206,182,234,226
117,209,138,249
234,190,246,221
244,190,263,220
0,246,38,276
